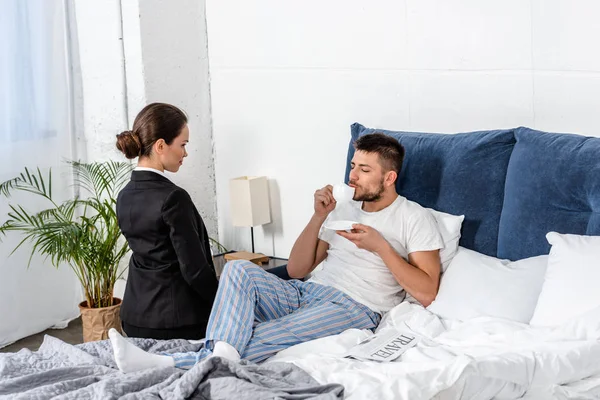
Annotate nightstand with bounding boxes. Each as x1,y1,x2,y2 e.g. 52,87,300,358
212,251,289,279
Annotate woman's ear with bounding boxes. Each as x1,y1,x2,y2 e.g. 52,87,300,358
153,139,166,155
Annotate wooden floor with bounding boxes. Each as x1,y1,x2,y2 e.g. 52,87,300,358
0,317,83,353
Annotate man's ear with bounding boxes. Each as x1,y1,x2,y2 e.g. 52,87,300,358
385,170,397,187
153,139,166,155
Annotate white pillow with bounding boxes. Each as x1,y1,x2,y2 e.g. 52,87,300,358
427,247,548,323
427,208,464,272
529,232,600,327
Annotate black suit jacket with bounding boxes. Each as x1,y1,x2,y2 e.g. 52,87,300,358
116,171,218,329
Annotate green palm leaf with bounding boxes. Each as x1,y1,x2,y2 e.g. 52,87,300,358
0,167,53,201
0,161,133,308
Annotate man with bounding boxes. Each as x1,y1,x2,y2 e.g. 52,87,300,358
109,133,443,373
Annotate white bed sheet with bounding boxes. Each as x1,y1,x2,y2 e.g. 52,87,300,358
268,302,600,399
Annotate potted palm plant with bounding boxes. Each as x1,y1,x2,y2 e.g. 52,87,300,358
0,161,133,342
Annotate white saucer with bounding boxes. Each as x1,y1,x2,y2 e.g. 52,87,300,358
323,220,358,231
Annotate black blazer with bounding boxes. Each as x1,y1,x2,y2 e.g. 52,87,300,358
116,170,218,329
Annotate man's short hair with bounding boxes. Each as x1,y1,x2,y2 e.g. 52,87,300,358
354,133,405,174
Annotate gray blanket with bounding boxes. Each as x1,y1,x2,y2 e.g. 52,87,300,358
0,335,343,399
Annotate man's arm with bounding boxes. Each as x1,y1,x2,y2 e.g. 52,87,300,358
377,245,440,307
287,226,329,279
286,185,335,279
337,223,441,307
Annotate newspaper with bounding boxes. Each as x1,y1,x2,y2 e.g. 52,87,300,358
345,329,420,362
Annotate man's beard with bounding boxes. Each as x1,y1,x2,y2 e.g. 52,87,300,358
352,179,385,202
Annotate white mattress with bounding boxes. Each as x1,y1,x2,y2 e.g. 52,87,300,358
267,302,600,399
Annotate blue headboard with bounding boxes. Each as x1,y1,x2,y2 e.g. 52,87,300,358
346,123,600,260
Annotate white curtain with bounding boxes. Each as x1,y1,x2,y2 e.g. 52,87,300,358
0,0,81,348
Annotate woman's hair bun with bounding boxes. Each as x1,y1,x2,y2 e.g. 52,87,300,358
115,130,141,159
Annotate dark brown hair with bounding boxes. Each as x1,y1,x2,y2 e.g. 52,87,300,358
354,133,405,174
115,103,188,159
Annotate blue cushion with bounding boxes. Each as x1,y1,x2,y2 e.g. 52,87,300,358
346,123,516,257
497,127,600,260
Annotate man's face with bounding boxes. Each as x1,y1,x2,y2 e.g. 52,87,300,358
348,150,387,202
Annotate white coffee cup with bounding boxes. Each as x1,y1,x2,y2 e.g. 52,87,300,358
332,183,355,203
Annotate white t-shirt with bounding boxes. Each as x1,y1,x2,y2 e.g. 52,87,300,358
309,195,443,314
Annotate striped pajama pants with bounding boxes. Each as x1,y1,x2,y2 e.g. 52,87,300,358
170,260,381,368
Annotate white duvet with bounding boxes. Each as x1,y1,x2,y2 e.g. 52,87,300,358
268,302,600,399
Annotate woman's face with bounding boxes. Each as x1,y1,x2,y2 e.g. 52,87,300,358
160,124,189,173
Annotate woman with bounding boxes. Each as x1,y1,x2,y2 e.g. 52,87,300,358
115,102,219,340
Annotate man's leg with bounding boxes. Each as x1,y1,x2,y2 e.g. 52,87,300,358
113,260,306,371
206,260,304,349
242,282,381,363
109,329,177,373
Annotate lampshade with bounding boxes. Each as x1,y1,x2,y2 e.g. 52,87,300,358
229,176,271,227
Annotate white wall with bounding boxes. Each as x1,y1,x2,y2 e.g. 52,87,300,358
136,0,218,237
206,0,600,257
74,0,130,163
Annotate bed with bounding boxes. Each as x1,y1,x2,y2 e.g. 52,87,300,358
266,124,600,399
2,124,600,399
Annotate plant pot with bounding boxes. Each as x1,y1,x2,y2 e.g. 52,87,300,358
78,298,123,342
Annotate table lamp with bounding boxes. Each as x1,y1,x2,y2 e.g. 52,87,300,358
229,176,271,253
